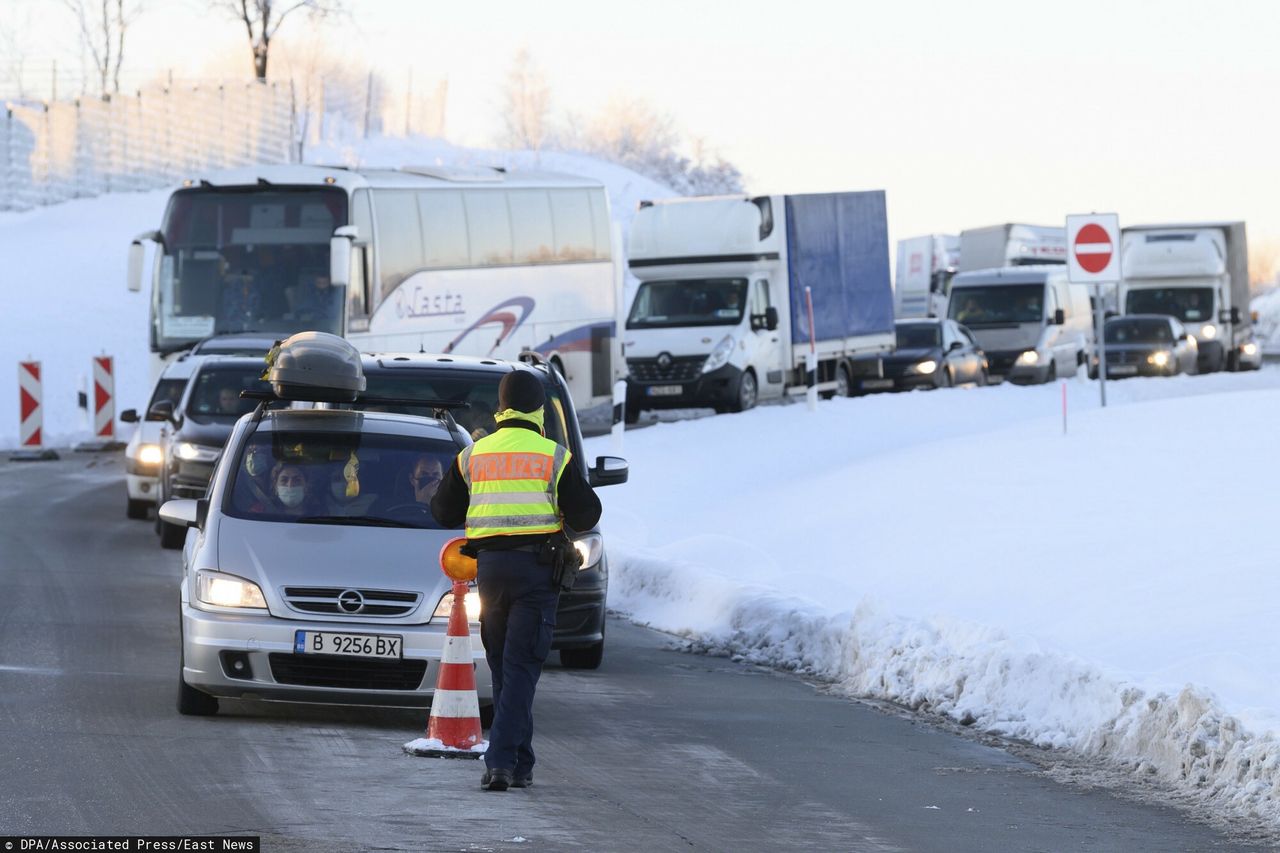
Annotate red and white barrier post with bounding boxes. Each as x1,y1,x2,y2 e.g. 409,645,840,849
19,361,42,448
93,356,115,440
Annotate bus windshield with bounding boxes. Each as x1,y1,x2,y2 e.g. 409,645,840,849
153,188,348,352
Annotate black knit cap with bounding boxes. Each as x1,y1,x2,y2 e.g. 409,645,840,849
498,370,546,413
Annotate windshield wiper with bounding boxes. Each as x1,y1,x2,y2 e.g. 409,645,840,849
295,515,417,528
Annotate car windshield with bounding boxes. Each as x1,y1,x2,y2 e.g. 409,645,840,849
1106,318,1174,344
895,324,941,349
225,430,461,529
948,284,1045,326
359,370,572,449
627,278,748,329
1124,288,1214,323
185,366,270,424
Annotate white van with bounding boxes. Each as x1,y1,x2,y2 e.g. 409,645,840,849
947,266,1094,383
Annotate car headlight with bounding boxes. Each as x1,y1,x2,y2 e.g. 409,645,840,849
196,570,267,609
1201,324,1217,340
433,586,481,623
1242,342,1259,356
175,442,218,462
1147,351,1171,367
136,443,163,465
912,359,937,375
573,533,604,570
701,335,736,374
1015,350,1039,366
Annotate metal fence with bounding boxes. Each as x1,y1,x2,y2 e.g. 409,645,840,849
0,81,295,210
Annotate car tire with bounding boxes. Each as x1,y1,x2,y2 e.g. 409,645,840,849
127,499,150,520
836,364,852,398
160,519,186,550
560,641,604,670
729,370,757,413
977,368,989,387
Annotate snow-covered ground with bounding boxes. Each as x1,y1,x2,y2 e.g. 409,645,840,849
0,139,674,448
587,369,1280,826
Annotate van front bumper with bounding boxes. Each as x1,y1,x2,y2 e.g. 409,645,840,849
627,364,743,410
181,601,492,707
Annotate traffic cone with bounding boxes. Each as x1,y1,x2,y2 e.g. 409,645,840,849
404,578,488,759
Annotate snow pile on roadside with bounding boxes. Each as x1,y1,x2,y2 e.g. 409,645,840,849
1250,287,1280,354
587,371,1280,824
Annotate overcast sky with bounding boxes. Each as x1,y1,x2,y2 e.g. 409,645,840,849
11,0,1280,254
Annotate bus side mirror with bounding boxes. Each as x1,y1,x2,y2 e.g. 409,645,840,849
764,306,779,332
330,226,358,289
127,242,145,292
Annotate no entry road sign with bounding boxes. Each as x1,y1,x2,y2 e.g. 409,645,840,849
1066,214,1120,283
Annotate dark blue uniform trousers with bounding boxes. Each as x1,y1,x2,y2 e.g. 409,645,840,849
477,548,559,774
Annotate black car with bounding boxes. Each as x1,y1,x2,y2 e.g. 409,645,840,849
353,351,628,670
1097,315,1199,379
154,356,270,548
849,319,988,393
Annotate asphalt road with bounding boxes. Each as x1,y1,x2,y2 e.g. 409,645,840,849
0,453,1269,852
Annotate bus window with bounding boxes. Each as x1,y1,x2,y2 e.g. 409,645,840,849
549,190,595,261
588,189,611,260
374,190,424,301
463,191,514,267
418,190,469,269
508,189,554,265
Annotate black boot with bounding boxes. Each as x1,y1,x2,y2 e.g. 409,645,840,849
481,768,513,791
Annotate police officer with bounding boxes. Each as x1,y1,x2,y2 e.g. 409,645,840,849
431,370,601,791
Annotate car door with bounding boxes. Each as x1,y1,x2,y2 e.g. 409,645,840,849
945,321,975,382
749,278,785,398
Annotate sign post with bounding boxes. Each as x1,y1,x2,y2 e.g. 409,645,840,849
1066,214,1121,409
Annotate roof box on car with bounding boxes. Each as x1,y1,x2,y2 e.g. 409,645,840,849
266,332,366,402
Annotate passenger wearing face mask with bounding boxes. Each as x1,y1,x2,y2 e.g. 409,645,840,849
270,463,314,516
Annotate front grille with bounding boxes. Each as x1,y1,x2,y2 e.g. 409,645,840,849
282,586,421,617
1106,350,1142,365
986,351,1019,374
628,356,707,382
269,653,428,690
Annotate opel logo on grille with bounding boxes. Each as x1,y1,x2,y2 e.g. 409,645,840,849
337,589,365,613
657,352,673,369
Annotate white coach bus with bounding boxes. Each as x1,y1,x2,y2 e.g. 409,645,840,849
127,164,622,414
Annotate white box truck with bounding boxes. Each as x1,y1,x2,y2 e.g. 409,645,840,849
958,224,1067,272
1118,222,1261,372
624,192,895,419
895,234,959,318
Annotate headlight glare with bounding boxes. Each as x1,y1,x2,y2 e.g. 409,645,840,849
1148,351,1170,367
913,359,937,375
1243,342,1259,356
573,533,604,570
196,570,267,609
1015,350,1039,366
433,587,481,623
175,442,217,462
1201,324,1217,340
136,444,163,465
702,335,737,374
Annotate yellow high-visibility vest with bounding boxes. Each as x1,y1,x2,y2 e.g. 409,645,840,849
460,428,570,539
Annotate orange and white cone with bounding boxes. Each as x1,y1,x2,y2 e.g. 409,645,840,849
405,542,488,760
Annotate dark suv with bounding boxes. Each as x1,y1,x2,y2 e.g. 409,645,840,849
355,351,628,670
154,356,269,549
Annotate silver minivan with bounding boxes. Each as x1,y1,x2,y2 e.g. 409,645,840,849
947,266,1094,383
164,406,492,717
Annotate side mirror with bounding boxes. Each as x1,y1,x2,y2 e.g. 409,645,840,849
1231,307,1241,324
764,306,779,332
1052,308,1066,325
159,498,198,529
120,408,139,424
127,241,145,292
330,226,358,289
147,399,176,424
948,340,963,352
589,455,629,488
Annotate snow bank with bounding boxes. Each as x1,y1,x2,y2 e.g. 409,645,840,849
1251,287,1280,355
587,370,1280,824
0,142,676,449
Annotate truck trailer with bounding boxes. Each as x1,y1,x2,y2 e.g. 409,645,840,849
958,223,1067,272
624,192,895,419
895,234,959,318
1118,222,1260,372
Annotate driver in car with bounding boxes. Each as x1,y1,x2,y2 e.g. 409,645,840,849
411,455,444,506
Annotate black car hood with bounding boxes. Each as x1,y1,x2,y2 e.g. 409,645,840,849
174,418,237,449
884,346,942,363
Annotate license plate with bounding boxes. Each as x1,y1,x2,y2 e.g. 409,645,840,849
294,630,403,659
647,385,683,396
1109,365,1137,376
861,378,893,389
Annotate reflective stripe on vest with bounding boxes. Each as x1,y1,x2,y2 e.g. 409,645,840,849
461,429,570,539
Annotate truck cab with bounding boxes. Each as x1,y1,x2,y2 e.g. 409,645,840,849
624,197,791,419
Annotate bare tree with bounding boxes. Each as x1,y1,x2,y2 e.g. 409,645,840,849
63,0,141,97
212,0,341,82
499,49,551,151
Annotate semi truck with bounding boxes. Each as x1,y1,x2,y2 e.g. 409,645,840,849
895,234,959,318
1118,222,1260,372
958,223,1067,272
623,192,895,420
